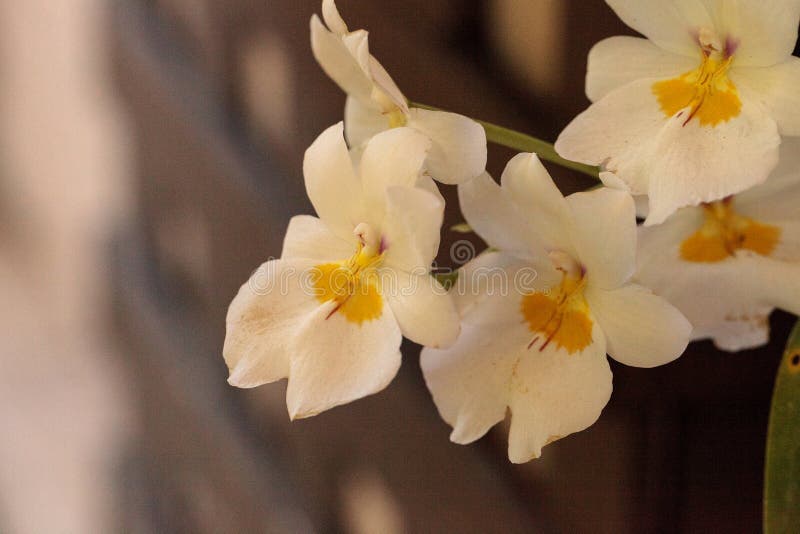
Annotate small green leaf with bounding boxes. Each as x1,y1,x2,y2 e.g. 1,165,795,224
764,320,800,533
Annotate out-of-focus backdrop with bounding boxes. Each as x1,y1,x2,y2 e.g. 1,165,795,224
0,0,795,532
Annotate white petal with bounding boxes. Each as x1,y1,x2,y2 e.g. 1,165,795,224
406,108,487,185
555,79,780,225
385,270,460,348
500,153,573,252
421,320,529,445
732,58,800,136
381,185,443,272
359,127,431,220
310,16,373,102
587,36,696,102
321,0,348,35
636,221,800,337
605,0,712,57
567,188,637,290
507,328,611,462
224,259,318,388
281,215,356,261
344,95,388,148
457,171,546,260
368,56,408,114
285,300,402,419
303,122,366,236
703,0,800,67
702,314,770,352
585,283,691,368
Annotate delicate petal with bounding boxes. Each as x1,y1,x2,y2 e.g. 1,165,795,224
457,172,546,260
702,314,770,352
359,127,431,220
732,58,800,136
585,283,691,368
450,251,559,324
385,270,460,348
406,108,487,185
368,56,408,114
344,95,387,148
567,188,637,290
303,122,366,236
321,0,348,35
285,300,402,419
500,153,573,251
587,36,696,102
421,321,528,445
381,186,444,272
224,259,317,388
605,0,712,57
310,16,373,102
281,215,355,261
702,0,800,67
507,327,611,462
555,79,780,225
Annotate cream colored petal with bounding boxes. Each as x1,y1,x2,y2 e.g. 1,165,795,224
732,58,800,135
281,215,356,261
368,56,408,114
321,0,348,35
567,188,637,290
556,79,780,226
507,327,611,463
500,153,574,252
310,16,373,102
344,95,387,148
224,259,318,388
585,283,691,368
701,0,800,67
385,269,460,349
303,122,366,237
421,320,529,445
701,314,771,352
605,0,712,57
457,171,547,261
381,185,444,273
587,36,696,102
406,108,487,185
285,300,402,419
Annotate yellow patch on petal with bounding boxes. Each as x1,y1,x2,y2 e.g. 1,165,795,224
386,108,407,128
520,272,593,355
313,243,384,324
652,53,740,127
680,198,781,263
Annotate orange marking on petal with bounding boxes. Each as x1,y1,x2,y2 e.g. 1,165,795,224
313,244,384,324
680,198,781,263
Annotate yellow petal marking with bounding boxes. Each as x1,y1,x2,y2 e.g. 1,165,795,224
521,271,593,355
680,198,781,263
314,243,384,324
652,52,740,127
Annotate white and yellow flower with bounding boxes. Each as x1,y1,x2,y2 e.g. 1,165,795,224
421,155,691,462
224,122,459,419
636,139,800,351
310,0,486,184
555,0,800,225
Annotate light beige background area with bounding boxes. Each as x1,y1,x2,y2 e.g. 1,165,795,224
0,1,133,532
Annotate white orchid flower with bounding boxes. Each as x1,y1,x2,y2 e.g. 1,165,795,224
310,0,487,184
223,123,460,419
555,0,800,225
636,138,800,351
421,154,691,462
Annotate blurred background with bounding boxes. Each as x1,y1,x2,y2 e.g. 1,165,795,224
0,0,796,532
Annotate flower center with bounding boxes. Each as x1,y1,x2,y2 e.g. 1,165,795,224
680,197,781,263
385,108,407,128
520,253,593,355
313,223,384,324
652,34,740,127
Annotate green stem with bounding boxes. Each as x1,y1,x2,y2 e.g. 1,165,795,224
410,102,600,180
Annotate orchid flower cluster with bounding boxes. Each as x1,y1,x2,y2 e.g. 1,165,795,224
224,0,800,463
